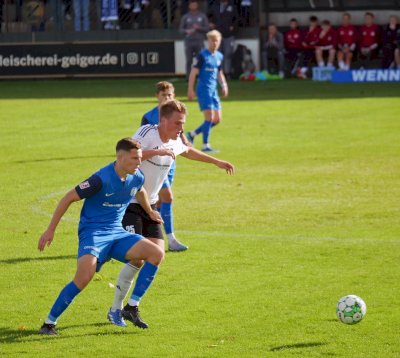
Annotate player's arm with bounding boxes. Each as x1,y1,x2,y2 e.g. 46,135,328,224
181,147,235,175
135,187,163,223
187,67,199,100
218,70,228,97
38,189,81,251
141,149,176,161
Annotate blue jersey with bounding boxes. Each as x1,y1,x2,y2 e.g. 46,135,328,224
141,106,159,126
195,49,223,95
75,162,144,235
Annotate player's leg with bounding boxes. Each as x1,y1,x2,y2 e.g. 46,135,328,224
327,48,336,67
110,232,164,329
337,49,345,69
107,204,145,325
316,47,324,67
39,254,97,335
345,50,353,70
159,165,188,251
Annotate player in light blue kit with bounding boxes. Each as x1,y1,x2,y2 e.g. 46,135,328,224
37,138,163,335
141,81,188,252
187,30,229,152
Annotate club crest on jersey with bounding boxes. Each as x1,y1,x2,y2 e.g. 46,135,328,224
79,181,90,189
130,188,138,196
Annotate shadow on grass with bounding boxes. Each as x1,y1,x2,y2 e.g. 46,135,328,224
0,255,76,265
0,323,137,344
12,154,114,164
270,342,327,352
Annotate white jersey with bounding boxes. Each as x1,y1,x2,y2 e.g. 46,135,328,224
131,125,188,205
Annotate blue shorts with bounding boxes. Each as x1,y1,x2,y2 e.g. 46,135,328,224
78,228,142,272
162,161,176,189
197,89,221,111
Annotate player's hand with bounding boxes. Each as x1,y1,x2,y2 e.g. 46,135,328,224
149,210,163,224
38,229,55,251
187,89,196,101
222,86,228,97
216,160,235,175
157,148,175,159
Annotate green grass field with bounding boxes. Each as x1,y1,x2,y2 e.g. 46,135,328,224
0,79,399,357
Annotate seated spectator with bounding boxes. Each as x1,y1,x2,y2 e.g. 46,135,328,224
381,15,399,68
262,23,285,77
359,12,380,68
337,12,357,70
284,18,303,74
315,19,337,68
296,15,321,79
395,25,400,69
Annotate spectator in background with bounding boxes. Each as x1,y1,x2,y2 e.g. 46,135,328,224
179,0,209,79
296,15,321,79
101,0,119,30
395,24,400,69
337,12,357,70
315,19,337,68
238,0,251,27
381,15,399,68
208,0,238,78
284,18,303,75
359,12,380,68
262,23,285,77
74,0,89,31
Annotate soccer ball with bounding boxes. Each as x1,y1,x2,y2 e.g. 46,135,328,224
336,295,367,325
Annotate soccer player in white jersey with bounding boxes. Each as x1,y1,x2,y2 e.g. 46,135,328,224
108,99,234,328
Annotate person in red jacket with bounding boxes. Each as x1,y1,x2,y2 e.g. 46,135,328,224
337,12,357,70
296,15,321,78
315,19,337,68
359,12,381,68
284,18,303,74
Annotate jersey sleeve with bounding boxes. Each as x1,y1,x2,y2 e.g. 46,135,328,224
141,115,150,126
75,174,103,199
174,138,189,156
194,53,204,69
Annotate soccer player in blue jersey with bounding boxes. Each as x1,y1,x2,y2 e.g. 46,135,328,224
141,81,188,252
37,138,164,335
186,30,229,152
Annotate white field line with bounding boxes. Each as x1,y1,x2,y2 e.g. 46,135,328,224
32,191,399,244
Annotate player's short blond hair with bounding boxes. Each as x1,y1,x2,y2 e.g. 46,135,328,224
207,30,222,40
160,99,187,119
156,81,175,94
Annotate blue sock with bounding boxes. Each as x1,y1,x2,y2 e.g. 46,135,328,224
48,281,81,322
194,122,204,135
202,121,213,144
130,262,158,303
160,202,173,234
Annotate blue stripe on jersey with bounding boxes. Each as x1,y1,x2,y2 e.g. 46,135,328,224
138,125,157,138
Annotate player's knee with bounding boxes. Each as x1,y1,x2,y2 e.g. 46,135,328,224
73,272,94,290
149,245,165,266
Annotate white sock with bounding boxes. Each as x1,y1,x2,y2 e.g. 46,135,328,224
167,233,176,244
111,263,139,311
318,61,324,67
190,130,197,137
128,299,139,307
45,318,56,325
202,143,210,149
301,67,307,74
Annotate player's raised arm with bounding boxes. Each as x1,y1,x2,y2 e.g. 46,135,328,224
38,189,81,251
181,147,235,175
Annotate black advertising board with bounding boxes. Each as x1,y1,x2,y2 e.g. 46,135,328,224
0,41,175,78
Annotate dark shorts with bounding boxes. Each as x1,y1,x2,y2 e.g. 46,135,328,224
122,203,164,240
